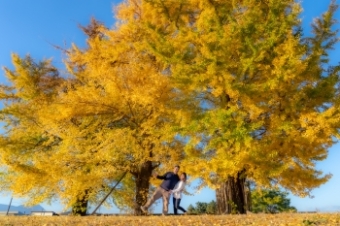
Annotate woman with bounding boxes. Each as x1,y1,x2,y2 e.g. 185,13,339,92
170,172,187,215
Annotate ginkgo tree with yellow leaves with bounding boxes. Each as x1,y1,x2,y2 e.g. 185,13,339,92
0,54,132,216
115,0,340,214
59,19,187,215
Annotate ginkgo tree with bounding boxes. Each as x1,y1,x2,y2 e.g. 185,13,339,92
114,0,340,214
0,54,132,215
59,19,187,215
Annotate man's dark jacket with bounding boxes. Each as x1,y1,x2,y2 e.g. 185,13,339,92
157,172,179,191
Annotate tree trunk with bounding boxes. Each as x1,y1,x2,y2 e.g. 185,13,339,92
245,181,252,212
216,171,246,214
72,190,89,216
134,161,153,215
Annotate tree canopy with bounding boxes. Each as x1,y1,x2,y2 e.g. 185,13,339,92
119,0,340,195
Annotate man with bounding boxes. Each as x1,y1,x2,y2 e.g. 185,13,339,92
140,165,180,215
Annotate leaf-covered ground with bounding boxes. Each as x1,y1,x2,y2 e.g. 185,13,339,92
0,213,339,226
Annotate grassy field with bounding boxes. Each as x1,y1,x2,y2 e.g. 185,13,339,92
0,213,339,226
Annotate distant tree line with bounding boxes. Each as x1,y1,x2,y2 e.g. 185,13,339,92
187,201,217,215
188,188,296,214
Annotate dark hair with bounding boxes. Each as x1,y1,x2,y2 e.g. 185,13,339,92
181,172,187,181
174,165,180,168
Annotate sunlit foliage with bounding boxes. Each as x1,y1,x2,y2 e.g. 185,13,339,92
117,0,340,196
0,0,339,214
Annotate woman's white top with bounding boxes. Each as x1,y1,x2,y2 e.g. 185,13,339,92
172,181,186,199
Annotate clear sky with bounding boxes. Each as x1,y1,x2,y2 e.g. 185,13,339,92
0,0,339,214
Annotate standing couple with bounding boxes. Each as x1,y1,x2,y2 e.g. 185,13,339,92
140,165,187,215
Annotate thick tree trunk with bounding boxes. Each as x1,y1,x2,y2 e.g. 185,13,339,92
72,190,89,216
134,161,153,215
216,171,246,214
216,182,228,214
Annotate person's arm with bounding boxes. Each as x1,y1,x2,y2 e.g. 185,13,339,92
156,172,168,180
171,181,184,193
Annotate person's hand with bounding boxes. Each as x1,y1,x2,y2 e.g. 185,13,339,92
152,172,158,178
169,190,173,194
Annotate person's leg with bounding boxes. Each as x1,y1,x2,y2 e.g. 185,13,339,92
141,187,163,212
176,199,187,213
173,197,178,215
161,189,170,215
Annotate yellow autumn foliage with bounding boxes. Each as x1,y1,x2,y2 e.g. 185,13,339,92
0,214,339,226
0,0,339,215
116,0,340,197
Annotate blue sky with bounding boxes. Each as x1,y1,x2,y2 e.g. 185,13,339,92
0,0,339,214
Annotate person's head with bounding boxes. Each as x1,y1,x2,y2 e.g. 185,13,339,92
180,172,187,182
173,165,180,174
